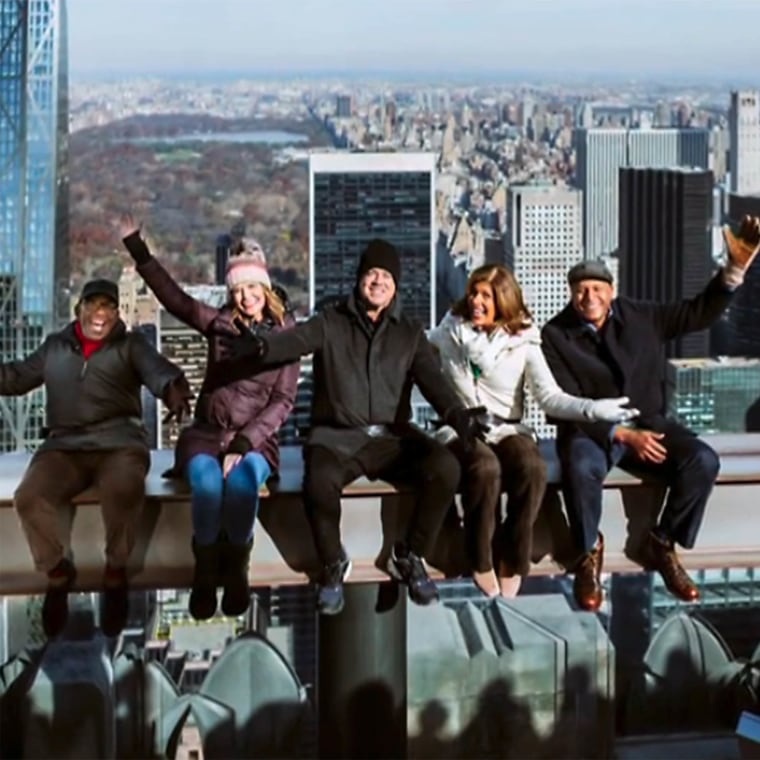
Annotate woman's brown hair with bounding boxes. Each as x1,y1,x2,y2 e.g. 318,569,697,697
451,264,533,334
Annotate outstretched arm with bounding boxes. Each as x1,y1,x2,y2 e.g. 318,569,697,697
119,214,218,333
219,312,326,369
526,343,638,423
653,215,760,340
0,344,46,397
129,331,185,398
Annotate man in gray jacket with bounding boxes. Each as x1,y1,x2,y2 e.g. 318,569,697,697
221,239,484,615
1,279,192,638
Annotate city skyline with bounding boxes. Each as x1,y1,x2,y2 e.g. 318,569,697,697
69,0,760,83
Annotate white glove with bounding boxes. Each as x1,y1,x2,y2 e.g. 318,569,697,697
585,396,639,423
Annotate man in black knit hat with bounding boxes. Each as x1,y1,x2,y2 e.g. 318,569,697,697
221,238,484,615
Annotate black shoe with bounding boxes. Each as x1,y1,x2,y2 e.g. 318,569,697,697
387,543,439,606
220,540,253,617
189,540,220,621
42,558,76,638
317,552,352,616
102,565,129,638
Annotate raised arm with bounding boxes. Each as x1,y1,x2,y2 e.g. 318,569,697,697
650,272,735,342
653,216,760,340
119,215,218,334
0,344,46,397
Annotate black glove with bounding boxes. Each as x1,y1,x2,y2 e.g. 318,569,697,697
162,375,194,424
121,230,152,266
446,406,489,452
217,318,267,362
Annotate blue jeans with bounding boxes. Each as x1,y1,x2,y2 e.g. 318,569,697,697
186,452,271,546
559,424,719,556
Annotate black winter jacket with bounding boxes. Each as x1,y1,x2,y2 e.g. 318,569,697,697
0,320,183,451
541,272,735,449
259,292,463,455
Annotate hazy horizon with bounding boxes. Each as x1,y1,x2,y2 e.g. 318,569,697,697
68,0,760,86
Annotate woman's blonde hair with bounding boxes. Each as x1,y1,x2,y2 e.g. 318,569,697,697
451,264,532,334
230,285,286,326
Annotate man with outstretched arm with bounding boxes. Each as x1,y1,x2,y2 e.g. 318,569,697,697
221,239,485,615
3,278,193,638
541,216,760,611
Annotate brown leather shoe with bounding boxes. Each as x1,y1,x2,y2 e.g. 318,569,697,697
642,532,700,603
572,533,604,611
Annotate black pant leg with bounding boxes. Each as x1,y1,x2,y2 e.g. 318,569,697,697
302,445,365,565
376,432,461,559
619,425,720,549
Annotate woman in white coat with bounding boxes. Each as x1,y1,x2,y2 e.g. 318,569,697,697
428,264,638,598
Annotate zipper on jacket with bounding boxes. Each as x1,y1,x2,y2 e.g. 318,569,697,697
80,361,88,379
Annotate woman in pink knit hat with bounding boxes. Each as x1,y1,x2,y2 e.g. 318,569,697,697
120,216,299,621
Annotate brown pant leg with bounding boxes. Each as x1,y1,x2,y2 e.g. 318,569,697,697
93,448,150,569
448,438,502,573
13,450,92,573
491,435,547,576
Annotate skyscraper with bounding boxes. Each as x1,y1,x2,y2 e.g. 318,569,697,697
618,167,714,358
574,128,710,259
335,95,352,119
309,152,436,328
729,90,760,196
666,357,760,434
506,182,584,328
506,182,584,438
0,0,68,451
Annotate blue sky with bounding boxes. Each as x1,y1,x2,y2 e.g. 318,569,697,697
68,0,760,81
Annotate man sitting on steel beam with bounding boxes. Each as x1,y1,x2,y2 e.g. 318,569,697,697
541,215,760,612
219,239,485,615
1,279,192,638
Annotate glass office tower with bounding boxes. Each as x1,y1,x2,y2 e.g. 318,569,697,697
0,0,69,451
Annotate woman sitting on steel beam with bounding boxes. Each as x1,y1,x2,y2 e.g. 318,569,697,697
120,214,299,620
428,264,638,598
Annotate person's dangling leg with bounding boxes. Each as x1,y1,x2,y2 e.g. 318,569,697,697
219,452,271,616
186,454,225,620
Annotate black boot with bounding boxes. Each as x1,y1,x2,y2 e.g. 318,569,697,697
102,564,130,638
189,540,220,621
220,540,253,617
42,558,77,638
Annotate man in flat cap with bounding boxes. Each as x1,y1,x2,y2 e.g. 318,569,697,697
1,278,193,638
220,238,485,615
541,216,760,611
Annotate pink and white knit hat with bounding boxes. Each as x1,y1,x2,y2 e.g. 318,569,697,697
226,238,271,290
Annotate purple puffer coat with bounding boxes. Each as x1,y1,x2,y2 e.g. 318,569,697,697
135,256,299,476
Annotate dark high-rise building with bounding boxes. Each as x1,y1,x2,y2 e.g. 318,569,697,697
309,152,436,328
215,233,232,285
723,193,760,357
618,167,714,358
0,0,68,451
335,94,352,118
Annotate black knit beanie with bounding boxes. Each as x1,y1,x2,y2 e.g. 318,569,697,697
356,239,401,286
